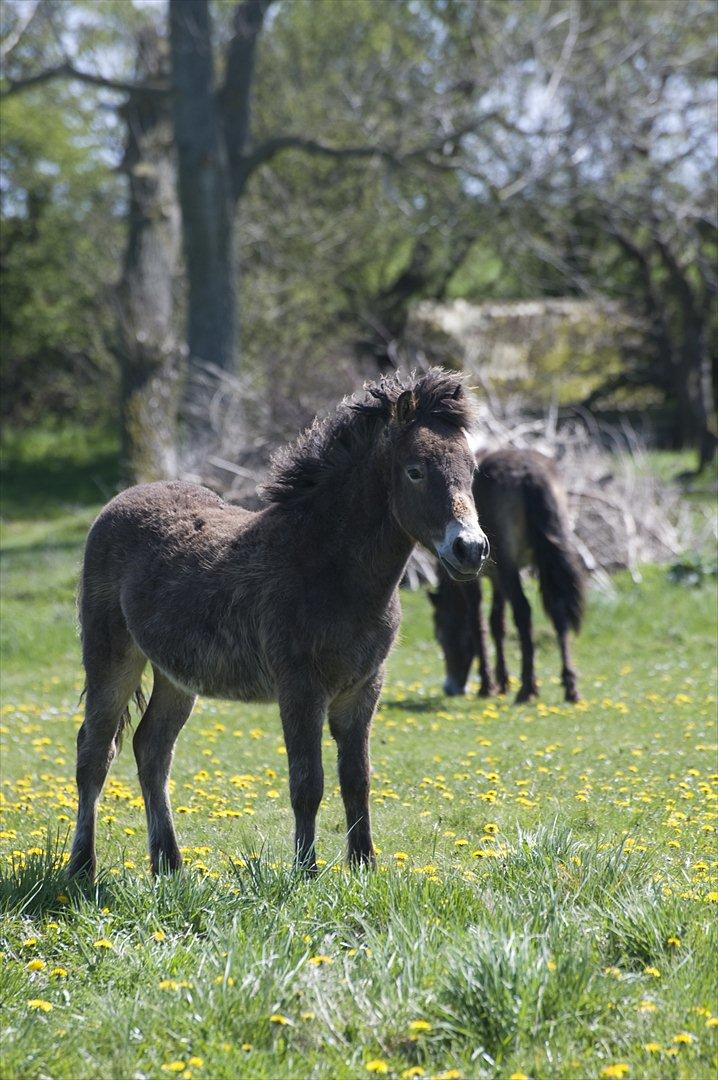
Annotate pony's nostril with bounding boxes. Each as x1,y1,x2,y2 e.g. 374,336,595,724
453,536,468,563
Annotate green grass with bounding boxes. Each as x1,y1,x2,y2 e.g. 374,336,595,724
1,436,717,1079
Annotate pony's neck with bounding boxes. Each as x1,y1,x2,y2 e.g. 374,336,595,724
325,448,414,597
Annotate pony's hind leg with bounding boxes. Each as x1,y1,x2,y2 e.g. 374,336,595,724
464,580,495,697
549,609,580,703
501,567,538,704
68,642,147,879
489,584,509,695
132,667,195,874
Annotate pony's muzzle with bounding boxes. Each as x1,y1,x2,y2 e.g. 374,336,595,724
436,521,489,580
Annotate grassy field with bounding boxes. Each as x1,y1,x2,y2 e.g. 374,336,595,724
1,431,717,1080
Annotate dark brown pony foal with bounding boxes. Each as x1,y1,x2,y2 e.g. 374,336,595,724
429,448,584,703
69,369,488,878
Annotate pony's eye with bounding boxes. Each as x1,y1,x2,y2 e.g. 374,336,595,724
406,466,424,482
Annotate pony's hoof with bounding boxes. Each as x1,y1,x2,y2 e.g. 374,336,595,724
514,687,538,704
478,682,496,698
349,850,376,870
443,678,466,697
151,853,183,876
565,690,580,704
66,855,96,883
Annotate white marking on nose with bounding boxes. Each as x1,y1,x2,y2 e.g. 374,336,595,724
435,518,486,567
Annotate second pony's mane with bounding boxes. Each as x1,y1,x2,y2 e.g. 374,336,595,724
261,367,477,508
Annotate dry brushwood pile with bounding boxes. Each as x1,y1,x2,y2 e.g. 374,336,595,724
181,369,717,589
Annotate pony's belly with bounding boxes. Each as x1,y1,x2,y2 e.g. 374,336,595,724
157,658,276,703
137,630,276,703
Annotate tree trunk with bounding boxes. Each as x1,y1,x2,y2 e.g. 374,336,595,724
676,315,717,470
652,235,717,469
169,0,236,380
117,29,183,484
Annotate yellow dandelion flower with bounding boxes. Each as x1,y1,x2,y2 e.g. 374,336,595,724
706,1016,718,1028
365,1062,388,1074
394,851,409,860
22,938,38,948
402,1070,425,1079
153,930,166,942
51,967,68,978
706,891,718,902
27,999,53,1012
93,939,113,950
408,1019,432,1033
600,1065,630,1079
435,1070,462,1080
269,1013,291,1025
26,958,46,972
308,954,332,966
666,935,681,948
509,1072,529,1080
160,1063,186,1073
672,1032,694,1045
241,1043,252,1051
300,1010,316,1020
643,966,661,978
637,1000,657,1013
643,1043,662,1054
188,1058,204,1068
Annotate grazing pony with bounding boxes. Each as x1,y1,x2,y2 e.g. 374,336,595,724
69,369,488,878
429,448,584,703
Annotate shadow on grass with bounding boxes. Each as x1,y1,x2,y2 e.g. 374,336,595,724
1,424,120,522
382,695,448,712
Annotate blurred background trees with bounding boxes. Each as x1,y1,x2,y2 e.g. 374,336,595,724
1,0,716,480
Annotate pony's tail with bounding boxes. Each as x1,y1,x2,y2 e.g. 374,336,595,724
525,473,584,634
117,687,148,751
77,683,147,753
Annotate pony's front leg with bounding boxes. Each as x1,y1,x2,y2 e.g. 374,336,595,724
278,682,327,872
328,671,382,868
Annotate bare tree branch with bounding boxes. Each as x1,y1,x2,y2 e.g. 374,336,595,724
241,118,494,183
1,59,167,98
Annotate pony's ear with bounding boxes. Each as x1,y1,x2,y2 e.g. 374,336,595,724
427,590,438,607
395,389,417,426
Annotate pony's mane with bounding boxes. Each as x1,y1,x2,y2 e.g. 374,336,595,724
261,367,477,507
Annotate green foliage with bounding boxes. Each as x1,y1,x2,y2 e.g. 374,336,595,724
1,0,715,458
1,70,123,424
